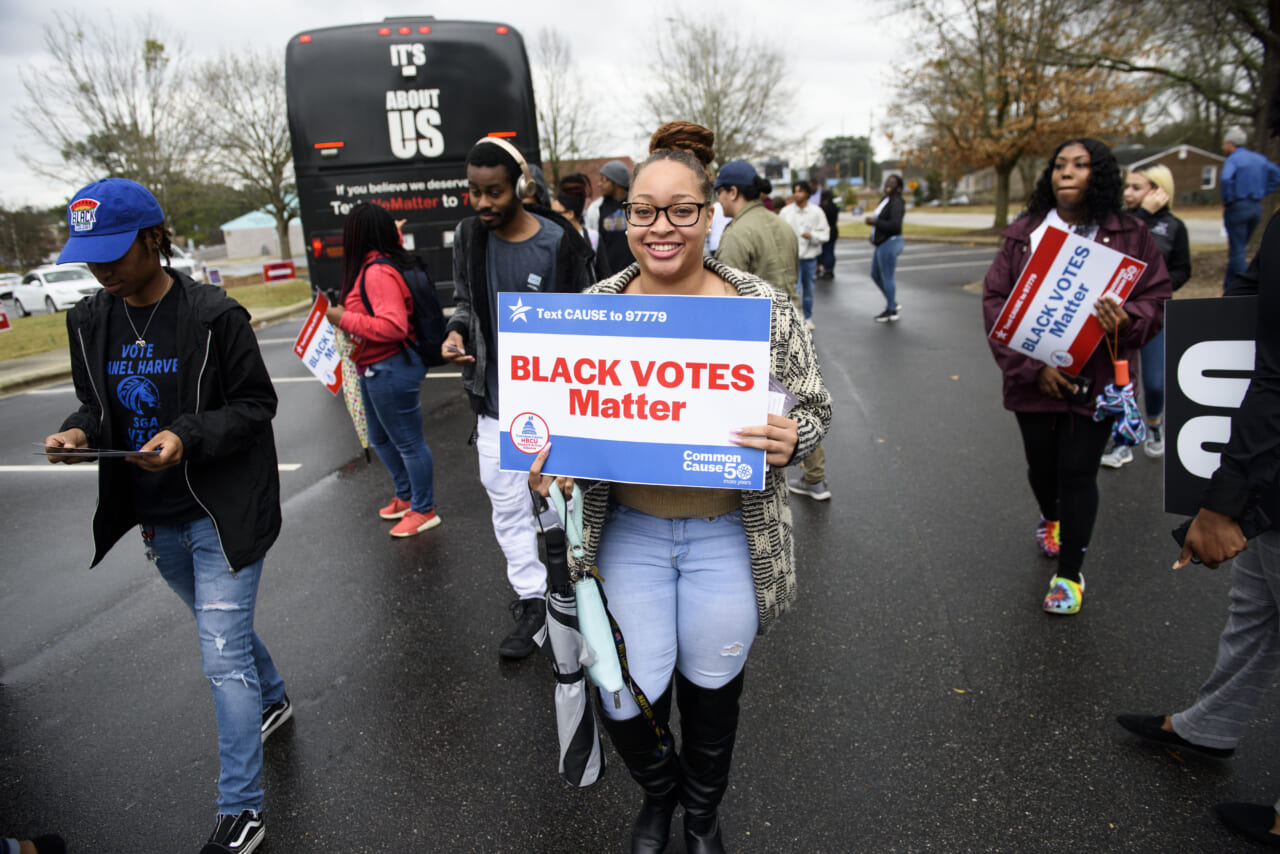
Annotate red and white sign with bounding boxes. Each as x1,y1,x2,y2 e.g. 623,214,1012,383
293,293,343,394
989,226,1147,370
263,260,296,283
0,309,10,332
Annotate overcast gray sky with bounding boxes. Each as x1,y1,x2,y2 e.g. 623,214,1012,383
0,0,906,210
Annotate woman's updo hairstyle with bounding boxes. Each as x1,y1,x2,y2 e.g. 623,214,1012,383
634,121,716,204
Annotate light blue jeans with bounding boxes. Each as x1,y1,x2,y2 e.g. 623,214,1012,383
871,235,904,311
144,517,286,815
798,258,817,320
361,348,435,513
596,505,758,720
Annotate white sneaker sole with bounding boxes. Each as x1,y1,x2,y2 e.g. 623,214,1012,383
786,482,832,501
390,515,442,537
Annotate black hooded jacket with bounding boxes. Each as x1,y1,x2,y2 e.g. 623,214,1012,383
60,271,281,570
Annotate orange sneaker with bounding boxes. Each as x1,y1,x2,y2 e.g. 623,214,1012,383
379,496,411,520
390,509,441,537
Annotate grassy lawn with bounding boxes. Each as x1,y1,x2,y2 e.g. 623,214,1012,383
1,279,312,361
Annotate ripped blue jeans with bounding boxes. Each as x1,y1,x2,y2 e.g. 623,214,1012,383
596,505,757,719
143,516,285,815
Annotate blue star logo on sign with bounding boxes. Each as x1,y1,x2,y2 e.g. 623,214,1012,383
508,298,531,323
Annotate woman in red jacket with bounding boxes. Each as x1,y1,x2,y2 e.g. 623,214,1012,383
325,202,440,537
981,139,1171,614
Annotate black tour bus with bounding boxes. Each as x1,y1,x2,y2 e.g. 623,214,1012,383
285,18,540,301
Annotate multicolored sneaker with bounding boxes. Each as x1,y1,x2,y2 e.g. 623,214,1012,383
1043,574,1085,615
1036,517,1061,558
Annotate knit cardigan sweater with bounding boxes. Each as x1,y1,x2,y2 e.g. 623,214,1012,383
569,256,833,633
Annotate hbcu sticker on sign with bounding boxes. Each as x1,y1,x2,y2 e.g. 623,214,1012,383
497,292,772,490
69,198,100,233
509,412,550,455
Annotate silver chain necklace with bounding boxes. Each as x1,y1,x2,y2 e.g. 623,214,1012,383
124,277,172,347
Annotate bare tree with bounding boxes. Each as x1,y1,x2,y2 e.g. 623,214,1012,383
1047,0,1276,151
532,28,601,187
894,0,1149,228
16,11,196,215
193,50,297,260
641,13,795,164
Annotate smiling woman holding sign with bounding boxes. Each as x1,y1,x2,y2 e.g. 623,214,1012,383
531,122,830,854
982,139,1172,615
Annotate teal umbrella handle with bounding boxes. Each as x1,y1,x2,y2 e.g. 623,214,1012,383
547,483,585,560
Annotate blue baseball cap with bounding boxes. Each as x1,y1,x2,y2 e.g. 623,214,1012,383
714,160,757,189
57,178,165,264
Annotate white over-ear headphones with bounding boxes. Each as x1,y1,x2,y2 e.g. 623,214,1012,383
474,136,536,199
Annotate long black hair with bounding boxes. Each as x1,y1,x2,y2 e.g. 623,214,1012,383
1025,138,1122,225
339,202,412,298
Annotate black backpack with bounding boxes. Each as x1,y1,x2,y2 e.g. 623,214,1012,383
357,255,447,367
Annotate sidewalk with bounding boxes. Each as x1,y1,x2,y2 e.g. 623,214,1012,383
0,300,311,396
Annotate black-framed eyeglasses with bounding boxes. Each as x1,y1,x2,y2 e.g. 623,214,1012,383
622,201,708,227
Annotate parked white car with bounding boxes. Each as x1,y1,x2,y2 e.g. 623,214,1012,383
167,244,207,283
11,265,102,315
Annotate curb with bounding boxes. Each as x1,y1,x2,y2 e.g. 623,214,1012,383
0,299,315,396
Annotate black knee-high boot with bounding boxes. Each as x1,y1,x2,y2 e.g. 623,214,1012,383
676,670,745,854
599,688,680,854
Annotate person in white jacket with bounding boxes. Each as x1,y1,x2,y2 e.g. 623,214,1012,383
779,181,829,329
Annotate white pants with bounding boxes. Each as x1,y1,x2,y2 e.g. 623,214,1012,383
476,415,546,599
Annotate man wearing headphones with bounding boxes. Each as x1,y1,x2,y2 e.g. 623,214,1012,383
443,137,596,658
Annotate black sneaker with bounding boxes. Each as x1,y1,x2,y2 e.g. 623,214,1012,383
499,597,547,659
874,308,899,323
261,693,293,744
200,810,264,854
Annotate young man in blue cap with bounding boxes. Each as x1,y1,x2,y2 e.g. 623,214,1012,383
44,178,289,854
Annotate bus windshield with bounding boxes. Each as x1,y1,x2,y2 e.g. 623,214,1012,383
286,18,539,299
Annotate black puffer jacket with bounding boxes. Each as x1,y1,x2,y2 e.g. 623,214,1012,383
60,271,281,570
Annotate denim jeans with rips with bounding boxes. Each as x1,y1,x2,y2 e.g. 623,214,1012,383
595,505,757,720
143,516,286,815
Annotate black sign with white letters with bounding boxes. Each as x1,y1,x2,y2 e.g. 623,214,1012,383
1164,296,1257,516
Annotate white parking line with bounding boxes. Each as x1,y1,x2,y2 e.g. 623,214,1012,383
2,463,303,473
896,259,995,272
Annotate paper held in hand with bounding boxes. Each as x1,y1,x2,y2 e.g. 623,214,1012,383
497,291,773,490
294,293,344,395
988,226,1147,370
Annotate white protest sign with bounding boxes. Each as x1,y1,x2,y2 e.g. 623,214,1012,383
498,292,772,490
293,293,343,395
988,226,1148,370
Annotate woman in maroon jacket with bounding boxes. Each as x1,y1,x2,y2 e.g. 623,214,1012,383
325,202,440,538
982,139,1171,614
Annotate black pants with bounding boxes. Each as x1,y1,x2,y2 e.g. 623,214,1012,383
1015,411,1113,578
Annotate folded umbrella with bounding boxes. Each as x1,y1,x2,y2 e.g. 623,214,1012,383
1092,359,1146,447
542,521,605,787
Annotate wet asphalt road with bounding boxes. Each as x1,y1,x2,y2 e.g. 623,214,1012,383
1,240,1270,853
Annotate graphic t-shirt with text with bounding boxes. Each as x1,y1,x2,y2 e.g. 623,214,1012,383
106,290,203,524
483,214,563,418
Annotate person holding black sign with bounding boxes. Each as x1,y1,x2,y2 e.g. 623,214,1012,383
1116,91,1280,848
531,121,830,854
981,139,1171,615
